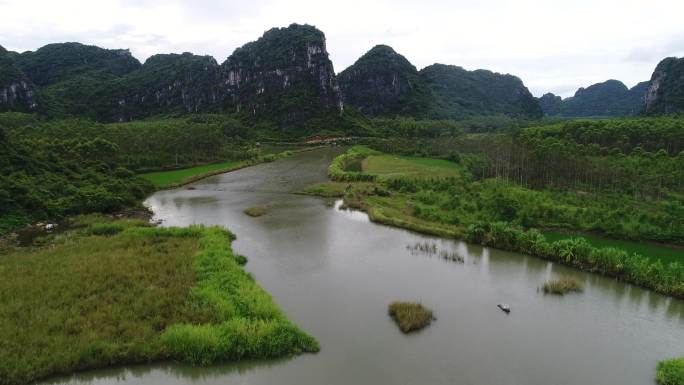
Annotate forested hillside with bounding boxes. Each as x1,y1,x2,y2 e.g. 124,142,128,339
338,45,542,119
337,45,435,117
364,117,684,244
0,114,152,233
538,80,648,117
420,64,542,119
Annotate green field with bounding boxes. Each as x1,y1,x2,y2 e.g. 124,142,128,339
544,232,684,265
139,161,247,188
0,216,318,385
362,154,462,179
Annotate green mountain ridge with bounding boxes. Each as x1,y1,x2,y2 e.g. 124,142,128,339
0,24,344,125
538,79,649,117
2,26,683,124
337,45,542,119
420,63,542,119
337,45,435,117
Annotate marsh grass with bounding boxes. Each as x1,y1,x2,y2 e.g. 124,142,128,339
244,206,268,217
388,302,434,333
542,277,584,295
0,218,317,385
657,358,684,385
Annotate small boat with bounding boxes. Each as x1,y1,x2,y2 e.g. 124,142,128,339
497,303,511,313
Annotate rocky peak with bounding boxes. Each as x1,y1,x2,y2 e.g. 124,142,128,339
644,57,684,115
337,44,432,116
220,23,343,119
538,93,562,115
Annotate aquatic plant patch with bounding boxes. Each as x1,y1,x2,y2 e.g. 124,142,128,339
388,302,434,333
542,277,584,295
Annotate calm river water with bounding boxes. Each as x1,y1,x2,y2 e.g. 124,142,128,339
46,147,684,385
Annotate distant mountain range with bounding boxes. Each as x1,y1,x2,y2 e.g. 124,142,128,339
537,80,650,117
338,45,541,119
1,23,683,125
0,24,343,125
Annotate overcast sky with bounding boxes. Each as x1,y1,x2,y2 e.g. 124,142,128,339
2,0,683,97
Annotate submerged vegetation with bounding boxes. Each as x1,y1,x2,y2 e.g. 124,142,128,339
0,216,317,385
657,358,684,385
542,277,584,295
388,302,434,333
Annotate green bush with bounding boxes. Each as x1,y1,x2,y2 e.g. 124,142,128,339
657,358,684,385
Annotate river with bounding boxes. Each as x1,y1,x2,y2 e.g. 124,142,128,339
46,147,684,385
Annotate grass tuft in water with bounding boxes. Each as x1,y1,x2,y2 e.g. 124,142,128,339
388,302,434,333
542,277,584,295
244,206,268,217
657,357,684,385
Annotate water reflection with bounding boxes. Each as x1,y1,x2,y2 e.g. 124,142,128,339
43,358,294,385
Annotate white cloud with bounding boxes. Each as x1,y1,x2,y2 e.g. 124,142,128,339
1,0,683,97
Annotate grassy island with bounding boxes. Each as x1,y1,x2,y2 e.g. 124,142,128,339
388,302,434,333
0,216,318,385
244,206,269,217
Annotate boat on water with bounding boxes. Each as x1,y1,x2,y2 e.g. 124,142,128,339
497,303,511,313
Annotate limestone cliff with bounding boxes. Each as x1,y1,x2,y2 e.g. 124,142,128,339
644,57,684,115
0,45,38,112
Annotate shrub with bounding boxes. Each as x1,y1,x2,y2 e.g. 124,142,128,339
388,302,434,333
657,357,684,385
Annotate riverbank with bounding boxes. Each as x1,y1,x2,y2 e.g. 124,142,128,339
139,146,326,189
305,147,684,300
0,215,318,385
